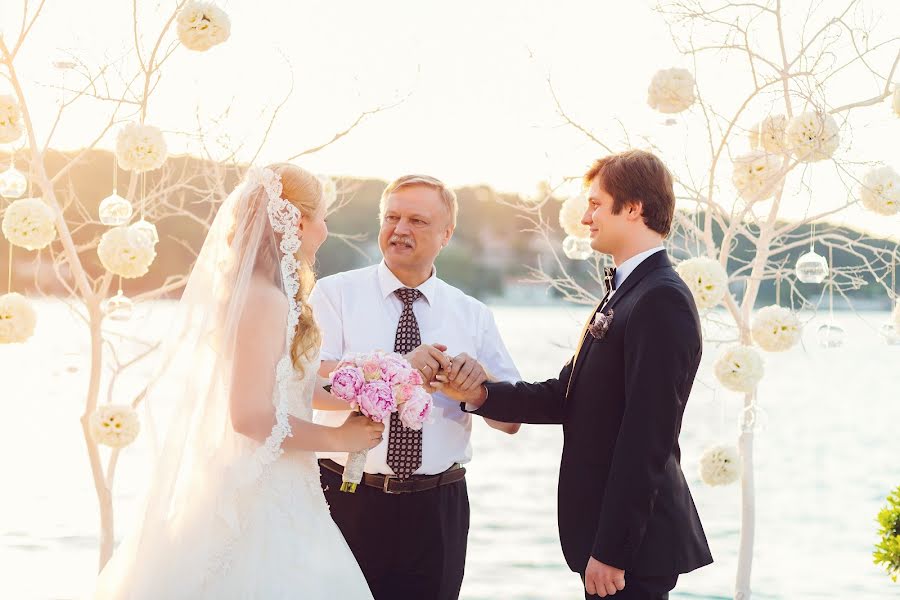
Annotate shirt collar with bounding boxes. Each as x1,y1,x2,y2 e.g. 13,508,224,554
614,246,666,289
377,260,437,305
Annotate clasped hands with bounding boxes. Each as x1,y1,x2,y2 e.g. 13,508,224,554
405,343,487,402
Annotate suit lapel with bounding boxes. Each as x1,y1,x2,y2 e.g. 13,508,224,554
565,250,672,398
603,250,671,314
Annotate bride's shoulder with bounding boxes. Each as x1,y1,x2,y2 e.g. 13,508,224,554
240,277,289,328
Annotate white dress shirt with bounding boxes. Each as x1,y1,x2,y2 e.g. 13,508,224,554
607,246,666,301
309,261,521,475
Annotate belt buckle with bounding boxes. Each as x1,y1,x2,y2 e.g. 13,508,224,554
382,474,398,494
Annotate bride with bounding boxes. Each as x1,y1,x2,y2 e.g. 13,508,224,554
93,164,380,599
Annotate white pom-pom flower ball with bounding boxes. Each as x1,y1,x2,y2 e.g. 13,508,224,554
0,292,37,344
1,197,56,250
318,175,337,209
177,2,231,52
647,68,696,114
715,345,765,392
0,94,24,144
90,404,140,448
748,115,788,154
732,151,782,202
751,305,802,352
559,194,590,239
859,165,900,216
97,224,157,279
115,123,167,172
785,111,840,162
676,256,729,310
699,444,742,486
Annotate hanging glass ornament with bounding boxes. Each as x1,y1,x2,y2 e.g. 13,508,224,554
562,235,593,260
0,165,27,199
98,191,133,226
739,403,769,434
816,322,845,348
880,322,900,346
101,290,134,321
131,218,159,245
795,249,828,284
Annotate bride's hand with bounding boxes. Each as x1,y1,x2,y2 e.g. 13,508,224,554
336,413,385,452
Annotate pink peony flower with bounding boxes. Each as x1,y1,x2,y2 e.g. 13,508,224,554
392,383,415,404
361,360,384,382
330,366,365,403
399,387,433,430
381,355,413,386
357,381,396,422
409,370,424,386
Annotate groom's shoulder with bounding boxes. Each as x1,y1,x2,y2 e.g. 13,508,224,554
634,270,699,319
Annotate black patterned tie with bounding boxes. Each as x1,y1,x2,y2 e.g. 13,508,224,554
603,267,617,293
387,287,423,479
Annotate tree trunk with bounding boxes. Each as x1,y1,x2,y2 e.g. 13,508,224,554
79,300,116,571
734,391,756,599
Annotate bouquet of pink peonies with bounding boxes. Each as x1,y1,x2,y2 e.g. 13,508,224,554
328,350,434,492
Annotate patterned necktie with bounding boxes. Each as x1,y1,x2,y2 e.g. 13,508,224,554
387,287,423,479
603,267,617,293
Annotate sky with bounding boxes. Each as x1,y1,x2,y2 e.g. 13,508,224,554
1,0,899,237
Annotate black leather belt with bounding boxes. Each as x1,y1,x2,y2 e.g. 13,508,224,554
319,458,466,494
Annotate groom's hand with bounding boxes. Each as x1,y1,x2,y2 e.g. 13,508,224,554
446,353,487,392
431,376,488,407
406,343,451,390
584,557,625,597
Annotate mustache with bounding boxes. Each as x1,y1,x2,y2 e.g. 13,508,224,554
389,235,415,247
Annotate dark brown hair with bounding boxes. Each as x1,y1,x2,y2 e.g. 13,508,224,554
583,149,675,236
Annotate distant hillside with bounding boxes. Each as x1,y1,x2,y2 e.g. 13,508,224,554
1,150,894,308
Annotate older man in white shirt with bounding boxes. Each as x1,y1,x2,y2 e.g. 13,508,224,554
310,174,520,600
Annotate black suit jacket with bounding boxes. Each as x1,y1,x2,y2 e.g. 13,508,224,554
467,250,712,576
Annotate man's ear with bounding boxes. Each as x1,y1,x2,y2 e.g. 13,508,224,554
442,226,454,247
626,201,644,221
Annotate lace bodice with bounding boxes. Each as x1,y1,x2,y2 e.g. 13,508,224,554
276,350,321,422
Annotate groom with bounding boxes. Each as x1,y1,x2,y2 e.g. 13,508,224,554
440,150,713,599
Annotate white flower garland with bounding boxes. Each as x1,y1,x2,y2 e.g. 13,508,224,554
97,224,157,279
785,111,840,162
748,115,788,154
177,1,231,52
699,444,741,486
647,68,696,114
115,123,167,172
859,165,900,216
0,94,24,144
676,256,729,310
715,344,764,393
751,305,801,352
1,197,56,250
90,404,140,448
558,194,590,239
732,151,782,202
0,292,37,344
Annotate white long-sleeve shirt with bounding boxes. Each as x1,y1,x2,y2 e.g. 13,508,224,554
310,261,520,475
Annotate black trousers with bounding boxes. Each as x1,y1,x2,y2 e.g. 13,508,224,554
320,464,470,600
582,573,678,600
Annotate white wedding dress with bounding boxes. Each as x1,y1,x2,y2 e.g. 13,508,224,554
94,167,373,599
94,350,374,600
